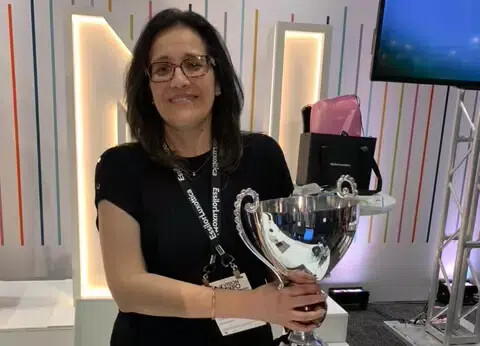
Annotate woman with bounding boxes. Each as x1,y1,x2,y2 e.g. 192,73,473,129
95,8,326,346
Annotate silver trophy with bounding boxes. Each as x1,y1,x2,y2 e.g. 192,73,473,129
234,175,360,346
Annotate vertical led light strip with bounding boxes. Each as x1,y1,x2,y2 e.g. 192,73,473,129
354,24,363,95
412,86,435,243
130,14,134,40
73,15,132,298
384,84,405,242
73,15,87,296
149,1,152,20
337,6,348,96
8,4,24,246
398,85,420,241
379,83,389,243
366,82,374,136
49,0,62,245
239,0,245,78
365,31,375,136
426,87,450,243
278,31,324,180
30,0,45,246
368,82,388,243
249,9,259,131
352,25,364,242
223,12,227,43
281,32,324,109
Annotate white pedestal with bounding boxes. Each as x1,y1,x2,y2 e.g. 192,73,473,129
0,280,349,346
78,298,349,346
77,298,349,346
314,297,349,343
0,280,74,346
293,185,396,216
358,192,396,216
74,298,118,346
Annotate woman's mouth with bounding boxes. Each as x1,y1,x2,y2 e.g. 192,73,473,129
170,96,197,104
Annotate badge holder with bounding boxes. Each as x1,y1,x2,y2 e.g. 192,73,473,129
202,253,242,286
221,253,242,280
202,254,217,286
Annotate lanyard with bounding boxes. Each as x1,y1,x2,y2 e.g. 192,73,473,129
163,139,241,285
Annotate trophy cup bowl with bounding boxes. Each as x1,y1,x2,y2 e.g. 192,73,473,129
234,176,360,346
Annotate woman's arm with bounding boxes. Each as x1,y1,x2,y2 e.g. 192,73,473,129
99,200,326,331
98,199,255,319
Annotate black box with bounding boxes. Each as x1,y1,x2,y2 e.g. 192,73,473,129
328,287,370,310
437,280,478,305
296,133,377,193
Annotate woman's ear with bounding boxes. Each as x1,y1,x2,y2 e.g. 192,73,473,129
215,84,221,96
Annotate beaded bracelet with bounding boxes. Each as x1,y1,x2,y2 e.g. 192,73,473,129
211,287,217,320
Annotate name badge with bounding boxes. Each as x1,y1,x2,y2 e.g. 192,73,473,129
210,274,267,336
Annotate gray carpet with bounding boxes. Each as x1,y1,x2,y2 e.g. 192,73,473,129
345,302,477,346
346,302,420,346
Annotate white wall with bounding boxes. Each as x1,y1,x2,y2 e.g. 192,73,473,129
0,0,479,301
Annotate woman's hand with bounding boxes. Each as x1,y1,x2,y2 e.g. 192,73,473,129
287,270,318,284
249,282,327,332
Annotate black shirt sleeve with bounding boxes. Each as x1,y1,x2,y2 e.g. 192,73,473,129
94,144,146,225
248,134,294,200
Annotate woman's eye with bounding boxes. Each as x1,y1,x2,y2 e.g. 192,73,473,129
153,64,172,75
184,59,205,70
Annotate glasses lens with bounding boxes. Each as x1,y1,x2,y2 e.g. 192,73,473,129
150,62,174,82
182,56,209,77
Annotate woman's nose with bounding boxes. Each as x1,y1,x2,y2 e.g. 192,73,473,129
169,66,190,88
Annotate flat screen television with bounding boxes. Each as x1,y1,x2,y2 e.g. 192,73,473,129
371,0,480,89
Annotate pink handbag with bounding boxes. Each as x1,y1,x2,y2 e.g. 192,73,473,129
309,95,363,137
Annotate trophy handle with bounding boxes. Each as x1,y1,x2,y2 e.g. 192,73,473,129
234,189,286,289
337,175,360,231
349,217,359,231
336,175,358,198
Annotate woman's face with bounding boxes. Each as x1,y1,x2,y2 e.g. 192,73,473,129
148,26,217,131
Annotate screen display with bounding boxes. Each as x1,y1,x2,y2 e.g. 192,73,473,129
371,0,480,88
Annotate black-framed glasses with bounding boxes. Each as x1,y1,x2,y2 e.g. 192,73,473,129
146,55,215,83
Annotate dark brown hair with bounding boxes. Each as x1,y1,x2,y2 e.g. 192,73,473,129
125,8,244,172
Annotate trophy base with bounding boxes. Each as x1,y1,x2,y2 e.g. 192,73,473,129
280,341,327,346
285,331,328,346
285,342,327,346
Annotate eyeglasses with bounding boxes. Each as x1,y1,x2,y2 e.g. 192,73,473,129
146,55,215,83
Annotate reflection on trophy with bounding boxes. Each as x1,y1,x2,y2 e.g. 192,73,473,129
234,175,360,346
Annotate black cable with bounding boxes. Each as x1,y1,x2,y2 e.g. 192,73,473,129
411,301,428,325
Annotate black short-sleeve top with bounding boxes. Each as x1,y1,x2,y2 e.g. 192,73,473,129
94,133,294,346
